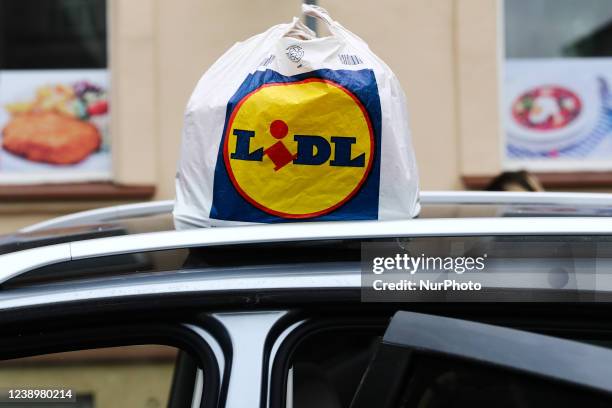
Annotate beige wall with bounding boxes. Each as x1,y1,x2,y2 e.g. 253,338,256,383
455,0,502,176
118,0,488,198
111,0,303,194
117,0,500,199
321,0,463,190
1,0,303,233
2,0,501,233
154,0,304,198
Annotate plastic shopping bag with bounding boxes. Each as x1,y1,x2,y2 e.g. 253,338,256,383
174,4,419,228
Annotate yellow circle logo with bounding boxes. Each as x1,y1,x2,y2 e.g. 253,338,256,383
223,78,374,218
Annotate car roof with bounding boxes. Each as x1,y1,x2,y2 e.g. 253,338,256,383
15,191,612,233
3,190,612,290
1,190,612,257
3,191,612,255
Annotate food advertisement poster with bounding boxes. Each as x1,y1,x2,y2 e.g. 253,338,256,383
0,69,111,184
504,59,612,171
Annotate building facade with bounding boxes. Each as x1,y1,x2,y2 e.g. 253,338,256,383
2,0,611,233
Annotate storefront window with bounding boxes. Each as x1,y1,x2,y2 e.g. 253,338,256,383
0,0,110,184
503,0,612,171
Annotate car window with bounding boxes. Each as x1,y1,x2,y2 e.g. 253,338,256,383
290,330,381,408
399,353,612,408
278,313,612,408
350,311,612,408
269,319,387,408
0,345,178,408
0,345,179,408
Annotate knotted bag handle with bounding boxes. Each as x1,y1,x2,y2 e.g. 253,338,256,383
283,4,340,40
301,3,336,28
282,17,316,40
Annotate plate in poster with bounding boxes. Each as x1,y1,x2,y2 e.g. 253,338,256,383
506,77,600,149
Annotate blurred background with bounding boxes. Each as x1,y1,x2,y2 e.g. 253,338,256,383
1,0,612,233
2,1,612,405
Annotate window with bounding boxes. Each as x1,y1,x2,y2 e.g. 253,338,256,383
277,312,612,408
401,353,611,408
269,317,387,408
0,0,107,69
289,328,381,408
502,0,612,171
0,323,220,408
505,0,612,59
0,345,177,408
0,0,111,184
350,311,612,408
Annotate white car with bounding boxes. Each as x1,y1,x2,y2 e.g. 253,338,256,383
1,191,612,408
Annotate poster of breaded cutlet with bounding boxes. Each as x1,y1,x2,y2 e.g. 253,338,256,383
0,69,110,184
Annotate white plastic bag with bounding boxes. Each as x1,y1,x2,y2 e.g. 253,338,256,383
174,4,419,229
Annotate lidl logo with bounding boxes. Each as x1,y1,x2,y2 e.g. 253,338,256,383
212,69,382,223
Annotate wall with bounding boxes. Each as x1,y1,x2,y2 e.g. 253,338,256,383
147,0,503,196
455,0,502,177
1,0,502,233
154,0,304,198
0,0,303,234
320,0,462,190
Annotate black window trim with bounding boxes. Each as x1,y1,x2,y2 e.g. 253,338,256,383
351,311,612,408
269,315,389,408
0,322,220,408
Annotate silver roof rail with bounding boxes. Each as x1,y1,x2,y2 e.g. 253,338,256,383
19,200,175,233
422,191,612,205
5,216,612,287
18,191,612,233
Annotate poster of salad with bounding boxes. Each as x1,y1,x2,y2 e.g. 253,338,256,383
504,58,612,171
0,69,110,184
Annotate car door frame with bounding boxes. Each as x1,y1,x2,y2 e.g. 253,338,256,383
0,321,221,408
350,310,612,408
